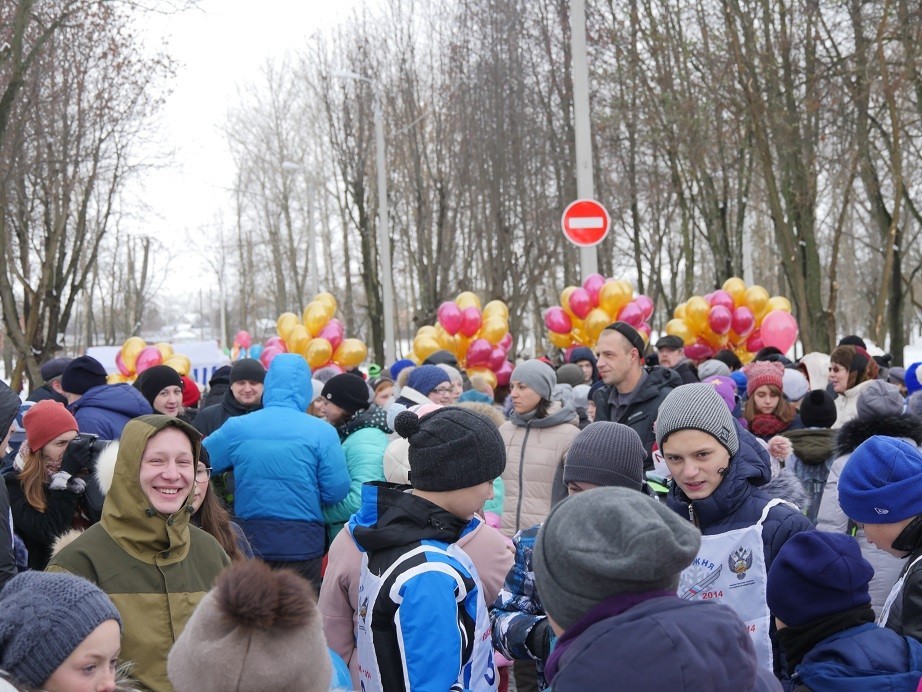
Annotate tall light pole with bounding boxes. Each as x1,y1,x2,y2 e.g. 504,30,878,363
332,70,396,364
281,160,319,298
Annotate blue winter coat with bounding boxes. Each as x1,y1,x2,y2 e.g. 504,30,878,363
791,623,922,691
69,384,152,439
204,355,350,561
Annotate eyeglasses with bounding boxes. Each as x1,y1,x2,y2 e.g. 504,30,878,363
195,467,212,482
432,387,453,395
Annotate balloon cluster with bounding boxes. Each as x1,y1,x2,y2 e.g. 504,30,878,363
109,338,191,384
544,274,654,349
262,292,368,371
665,277,799,362
412,292,513,389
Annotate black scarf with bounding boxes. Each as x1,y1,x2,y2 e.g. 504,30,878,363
777,605,875,669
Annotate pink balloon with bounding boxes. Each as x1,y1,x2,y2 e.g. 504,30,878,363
709,290,734,312
708,305,732,335
568,288,593,319
115,352,130,376
135,346,163,374
582,273,606,307
265,336,287,352
499,332,513,352
317,320,344,352
634,295,654,320
638,322,652,339
260,345,284,369
235,330,252,349
746,328,764,353
487,345,506,371
731,307,755,337
466,338,492,367
437,301,462,336
684,341,715,361
760,311,799,353
459,306,483,338
544,307,572,334
564,345,578,362
495,360,514,387
617,302,643,327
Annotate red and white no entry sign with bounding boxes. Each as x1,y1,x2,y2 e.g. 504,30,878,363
561,199,610,247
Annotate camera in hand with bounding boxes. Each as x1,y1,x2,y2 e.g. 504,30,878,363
63,432,111,475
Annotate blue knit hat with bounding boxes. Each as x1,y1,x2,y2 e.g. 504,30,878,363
906,363,922,396
389,359,415,381
839,436,922,524
767,531,872,627
407,364,451,396
729,370,748,398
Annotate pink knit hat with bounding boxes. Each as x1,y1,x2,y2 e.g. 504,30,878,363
743,361,785,398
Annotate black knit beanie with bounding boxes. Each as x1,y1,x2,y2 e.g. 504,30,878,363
60,355,107,395
322,373,371,414
799,389,837,429
230,358,265,384
136,365,183,407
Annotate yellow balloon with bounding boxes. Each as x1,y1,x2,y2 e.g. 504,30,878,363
120,336,146,373
286,324,310,356
303,302,330,337
745,285,771,320
455,291,482,310
572,327,590,345
332,339,367,368
665,319,696,346
560,286,578,318
417,325,438,339
483,300,509,321
107,373,129,384
481,317,508,345
466,367,497,390
305,338,333,369
549,331,573,349
585,307,611,342
276,312,300,341
163,354,191,377
684,296,711,334
722,277,747,307
154,342,174,361
454,335,471,361
599,280,632,318
413,335,441,362
314,292,338,317
736,345,756,365
674,302,687,320
767,296,792,313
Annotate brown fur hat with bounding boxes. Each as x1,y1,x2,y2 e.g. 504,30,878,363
167,560,331,691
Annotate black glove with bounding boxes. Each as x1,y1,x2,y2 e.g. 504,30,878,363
526,619,554,660
61,434,97,476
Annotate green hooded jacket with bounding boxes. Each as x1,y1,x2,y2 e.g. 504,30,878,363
47,415,230,692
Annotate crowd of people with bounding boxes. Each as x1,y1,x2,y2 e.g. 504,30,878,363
0,322,922,690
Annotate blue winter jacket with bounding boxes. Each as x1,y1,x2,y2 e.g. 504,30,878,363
791,623,922,691
69,384,152,439
205,355,350,561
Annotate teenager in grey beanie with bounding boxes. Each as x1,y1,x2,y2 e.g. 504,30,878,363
563,422,645,492
0,571,121,688
534,487,701,631
697,359,731,381
655,383,740,456
856,379,905,419
510,360,556,401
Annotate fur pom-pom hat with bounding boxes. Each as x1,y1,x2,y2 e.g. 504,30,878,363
168,560,331,692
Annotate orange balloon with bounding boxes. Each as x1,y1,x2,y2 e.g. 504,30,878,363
314,292,338,317
480,317,508,345
455,291,482,310
163,354,191,377
305,338,333,369
413,334,441,362
454,334,471,360
665,319,696,346
560,286,579,318
333,338,367,368
107,373,129,384
585,308,611,342
466,367,497,390
745,285,770,320
549,331,573,349
154,342,174,361
286,324,310,356
767,296,792,313
120,336,146,373
572,327,590,345
276,312,300,341
303,301,330,336
483,300,509,321
684,296,711,334
598,280,632,318
722,277,747,307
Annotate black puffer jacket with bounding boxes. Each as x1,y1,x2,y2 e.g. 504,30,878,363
886,516,922,642
193,388,262,438
592,366,682,467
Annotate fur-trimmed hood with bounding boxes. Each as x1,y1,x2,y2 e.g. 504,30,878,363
835,413,922,456
760,467,808,510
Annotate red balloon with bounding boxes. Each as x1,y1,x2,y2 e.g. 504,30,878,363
460,306,483,338
115,352,130,376
581,273,606,307
317,320,344,352
495,360,514,387
544,307,572,334
684,341,715,361
568,288,593,319
760,311,799,353
638,322,652,339
634,295,654,320
709,290,734,312
731,307,755,337
617,302,643,327
466,338,493,367
437,301,462,336
235,330,252,349
135,346,163,374
499,332,513,352
746,328,764,353
488,345,506,371
708,305,732,335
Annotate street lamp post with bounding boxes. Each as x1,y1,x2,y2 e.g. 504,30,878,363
281,161,319,298
332,70,397,365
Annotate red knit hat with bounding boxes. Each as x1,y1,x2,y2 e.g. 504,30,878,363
743,361,785,398
23,400,78,451
180,376,201,408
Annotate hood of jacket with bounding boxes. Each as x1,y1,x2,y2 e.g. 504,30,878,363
262,353,310,411
71,383,152,421
782,428,837,465
100,414,201,565
636,366,684,402
568,346,599,383
349,482,477,554
0,382,20,436
798,352,831,391
338,403,391,441
835,413,922,456
509,401,579,429
761,467,808,509
667,423,772,528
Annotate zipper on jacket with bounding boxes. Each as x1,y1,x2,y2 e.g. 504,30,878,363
514,425,532,533
688,503,695,525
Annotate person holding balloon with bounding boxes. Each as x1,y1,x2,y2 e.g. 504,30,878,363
60,356,152,440
741,361,803,441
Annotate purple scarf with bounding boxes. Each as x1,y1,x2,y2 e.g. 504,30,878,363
544,589,676,683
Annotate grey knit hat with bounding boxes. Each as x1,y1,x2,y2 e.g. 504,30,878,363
510,360,556,401
697,359,731,380
394,408,506,491
534,487,701,631
555,363,585,388
564,422,645,491
656,383,740,456
0,571,121,687
857,380,905,419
